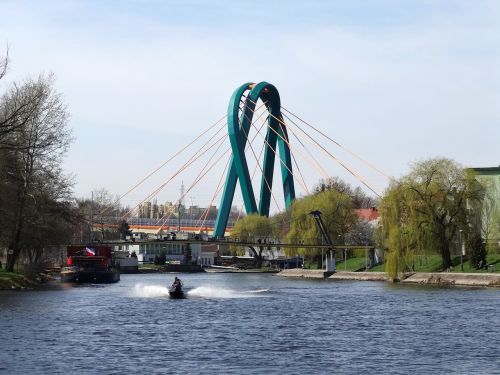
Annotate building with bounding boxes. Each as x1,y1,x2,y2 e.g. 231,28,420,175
470,166,500,249
355,207,380,225
114,241,217,265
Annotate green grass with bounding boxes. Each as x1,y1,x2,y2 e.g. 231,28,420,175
336,257,370,272
367,253,500,273
368,263,385,272
0,268,19,279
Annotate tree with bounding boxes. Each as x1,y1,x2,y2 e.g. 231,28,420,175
0,50,7,80
230,214,274,268
314,176,377,208
286,189,356,268
75,188,122,243
118,220,132,240
379,158,483,277
0,74,72,272
468,231,487,270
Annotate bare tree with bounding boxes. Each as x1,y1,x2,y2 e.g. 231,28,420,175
0,48,8,81
2,74,72,271
0,76,51,146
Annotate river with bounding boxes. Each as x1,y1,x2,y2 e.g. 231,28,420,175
0,273,499,374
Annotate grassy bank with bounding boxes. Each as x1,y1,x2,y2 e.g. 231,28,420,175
368,253,500,273
0,267,56,290
302,253,500,273
0,268,37,290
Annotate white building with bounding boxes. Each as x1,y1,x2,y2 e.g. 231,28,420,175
115,242,211,265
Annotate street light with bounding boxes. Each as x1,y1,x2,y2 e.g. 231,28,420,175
459,229,464,271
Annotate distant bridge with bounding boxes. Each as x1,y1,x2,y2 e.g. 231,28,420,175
97,239,373,251
94,217,234,235
98,81,389,240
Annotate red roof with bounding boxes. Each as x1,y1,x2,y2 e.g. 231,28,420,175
355,207,379,222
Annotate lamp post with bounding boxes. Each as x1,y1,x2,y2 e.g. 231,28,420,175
338,235,345,271
365,244,368,272
459,229,464,271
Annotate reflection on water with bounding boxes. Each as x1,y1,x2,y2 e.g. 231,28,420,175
0,273,498,374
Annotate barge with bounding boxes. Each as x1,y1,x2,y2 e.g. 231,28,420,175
61,245,120,283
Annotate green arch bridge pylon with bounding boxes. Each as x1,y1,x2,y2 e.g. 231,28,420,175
213,82,296,238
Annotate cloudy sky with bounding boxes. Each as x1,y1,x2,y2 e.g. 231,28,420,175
1,0,499,212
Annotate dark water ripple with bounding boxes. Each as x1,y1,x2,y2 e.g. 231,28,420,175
1,273,499,374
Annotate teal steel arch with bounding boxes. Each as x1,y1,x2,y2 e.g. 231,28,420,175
213,82,295,237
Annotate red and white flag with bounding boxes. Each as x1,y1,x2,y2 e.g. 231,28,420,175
84,247,95,256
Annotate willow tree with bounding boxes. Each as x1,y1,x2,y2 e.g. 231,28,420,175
230,214,275,268
379,158,482,277
285,189,356,268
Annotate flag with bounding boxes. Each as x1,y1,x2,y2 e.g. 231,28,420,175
85,247,95,256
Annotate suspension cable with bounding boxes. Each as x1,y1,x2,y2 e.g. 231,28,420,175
282,111,382,197
244,97,330,180
154,131,230,231
245,96,381,196
122,129,229,219
99,114,227,216
281,106,393,180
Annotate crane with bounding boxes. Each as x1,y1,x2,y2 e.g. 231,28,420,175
309,210,336,273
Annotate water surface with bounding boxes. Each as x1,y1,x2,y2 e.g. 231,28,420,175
1,273,499,374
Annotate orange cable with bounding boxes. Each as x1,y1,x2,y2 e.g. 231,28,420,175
281,106,393,180
246,96,381,196
99,114,227,216
122,130,228,219
282,111,382,197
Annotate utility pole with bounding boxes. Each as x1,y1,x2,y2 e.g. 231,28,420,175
89,191,93,243
178,182,185,231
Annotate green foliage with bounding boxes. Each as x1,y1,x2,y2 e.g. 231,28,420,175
230,214,274,266
285,189,356,264
154,252,166,265
379,158,483,277
231,214,274,242
468,231,487,269
313,176,377,208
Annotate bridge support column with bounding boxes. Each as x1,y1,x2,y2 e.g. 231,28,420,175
325,250,336,273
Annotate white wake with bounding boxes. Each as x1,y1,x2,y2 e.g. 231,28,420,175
131,283,169,298
187,286,269,299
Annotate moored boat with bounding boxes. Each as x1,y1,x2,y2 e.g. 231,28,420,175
61,245,120,283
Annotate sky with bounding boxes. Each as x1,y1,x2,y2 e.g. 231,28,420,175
1,0,499,213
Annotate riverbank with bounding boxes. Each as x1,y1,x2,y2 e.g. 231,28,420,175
277,269,500,287
0,270,55,290
402,272,500,287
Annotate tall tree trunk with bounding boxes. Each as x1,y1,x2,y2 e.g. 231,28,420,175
438,226,452,270
7,192,27,272
441,244,452,270
248,246,263,268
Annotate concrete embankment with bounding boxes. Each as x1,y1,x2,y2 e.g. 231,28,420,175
278,269,332,279
277,269,500,287
329,271,388,282
402,272,500,287
278,269,387,281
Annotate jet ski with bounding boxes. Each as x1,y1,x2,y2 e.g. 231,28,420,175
169,278,185,299
169,285,185,299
